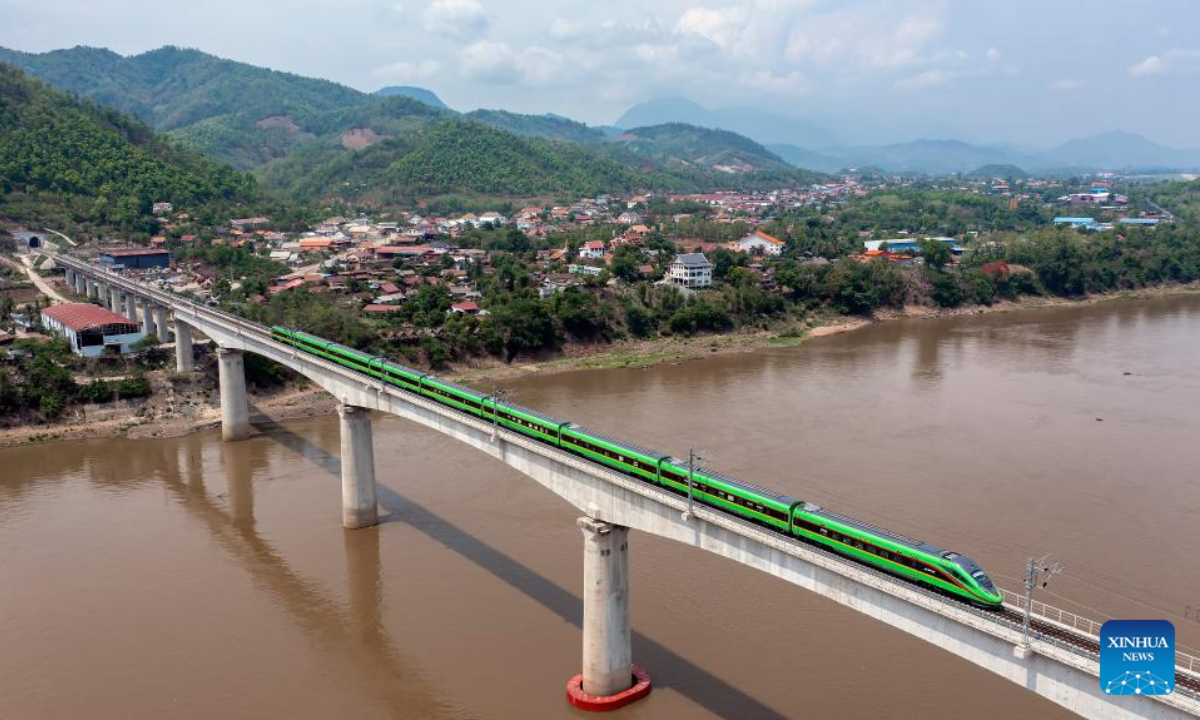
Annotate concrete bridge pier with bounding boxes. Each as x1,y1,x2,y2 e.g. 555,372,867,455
65,269,74,287
75,273,87,296
217,348,250,442
566,517,649,710
154,305,170,343
109,286,122,314
140,298,157,339
338,404,378,529
174,320,194,372
125,293,138,323
88,279,100,300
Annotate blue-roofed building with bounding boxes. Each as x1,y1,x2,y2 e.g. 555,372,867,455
1053,217,1095,227
863,236,962,255
1117,218,1160,226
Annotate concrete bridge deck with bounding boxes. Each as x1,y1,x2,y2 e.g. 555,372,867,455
50,253,1200,719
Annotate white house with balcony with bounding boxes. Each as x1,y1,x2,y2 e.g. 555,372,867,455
667,253,713,288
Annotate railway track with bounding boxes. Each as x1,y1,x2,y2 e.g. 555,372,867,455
992,607,1200,695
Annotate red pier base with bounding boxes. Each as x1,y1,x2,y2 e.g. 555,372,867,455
565,666,652,711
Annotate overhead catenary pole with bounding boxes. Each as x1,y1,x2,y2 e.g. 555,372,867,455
490,385,511,441
684,447,708,521
1020,554,1063,650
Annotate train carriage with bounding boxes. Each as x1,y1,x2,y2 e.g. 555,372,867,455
560,426,668,484
658,462,796,531
268,325,1003,609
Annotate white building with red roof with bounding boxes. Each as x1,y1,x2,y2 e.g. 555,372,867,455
41,303,145,357
732,230,786,256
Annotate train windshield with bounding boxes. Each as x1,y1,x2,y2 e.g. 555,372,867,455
971,570,998,594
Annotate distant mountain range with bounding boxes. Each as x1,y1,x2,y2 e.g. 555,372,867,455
615,95,839,150
4,43,1193,205
615,96,1200,175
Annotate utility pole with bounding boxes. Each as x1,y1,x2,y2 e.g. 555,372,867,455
490,386,511,441
1020,554,1063,650
683,447,708,521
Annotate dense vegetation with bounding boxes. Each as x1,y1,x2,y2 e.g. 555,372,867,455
0,45,367,131
0,337,152,422
466,109,607,145
258,118,656,202
0,64,257,234
615,122,789,171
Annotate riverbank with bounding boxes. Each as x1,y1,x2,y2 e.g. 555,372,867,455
446,281,1200,384
3,281,1197,448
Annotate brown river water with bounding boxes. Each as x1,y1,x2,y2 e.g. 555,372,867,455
3,295,1199,719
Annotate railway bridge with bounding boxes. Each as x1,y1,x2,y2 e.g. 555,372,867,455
50,253,1200,718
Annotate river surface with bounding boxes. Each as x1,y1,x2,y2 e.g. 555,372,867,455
3,295,1199,719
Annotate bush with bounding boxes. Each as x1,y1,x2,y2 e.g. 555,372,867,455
623,304,654,338
927,268,964,308
116,374,152,399
669,299,730,335
78,378,113,404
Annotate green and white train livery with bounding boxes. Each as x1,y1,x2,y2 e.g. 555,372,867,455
272,326,1004,608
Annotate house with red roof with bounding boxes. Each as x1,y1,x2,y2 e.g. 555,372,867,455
579,240,607,260
449,301,484,316
41,303,145,357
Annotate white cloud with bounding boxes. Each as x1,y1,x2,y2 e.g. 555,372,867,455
421,0,489,37
894,69,950,89
374,59,441,81
1129,54,1166,76
744,69,809,95
674,6,747,51
986,47,1001,61
460,41,565,85
1050,77,1084,90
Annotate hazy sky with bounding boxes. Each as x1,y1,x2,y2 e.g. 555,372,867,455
3,0,1198,146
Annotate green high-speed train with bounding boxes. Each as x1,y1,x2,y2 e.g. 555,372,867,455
272,325,1004,608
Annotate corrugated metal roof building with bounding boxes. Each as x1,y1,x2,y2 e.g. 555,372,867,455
41,303,145,357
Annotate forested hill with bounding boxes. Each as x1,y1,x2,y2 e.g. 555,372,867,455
0,45,826,202
0,64,257,234
0,45,368,130
257,118,658,201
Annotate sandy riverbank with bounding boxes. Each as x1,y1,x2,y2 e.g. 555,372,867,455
4,282,1198,448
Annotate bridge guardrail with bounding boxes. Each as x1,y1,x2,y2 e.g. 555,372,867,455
1004,591,1200,680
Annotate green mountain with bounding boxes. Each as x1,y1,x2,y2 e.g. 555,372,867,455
257,118,663,202
1,45,824,200
612,123,790,173
376,85,447,109
966,164,1029,179
0,45,366,130
0,63,256,233
466,109,606,144
171,94,450,169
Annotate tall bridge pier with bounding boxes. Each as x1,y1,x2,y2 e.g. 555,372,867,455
338,404,379,529
175,320,195,372
217,348,250,442
567,517,651,710
139,298,157,338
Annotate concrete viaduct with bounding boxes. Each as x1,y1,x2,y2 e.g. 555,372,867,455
52,253,1200,718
